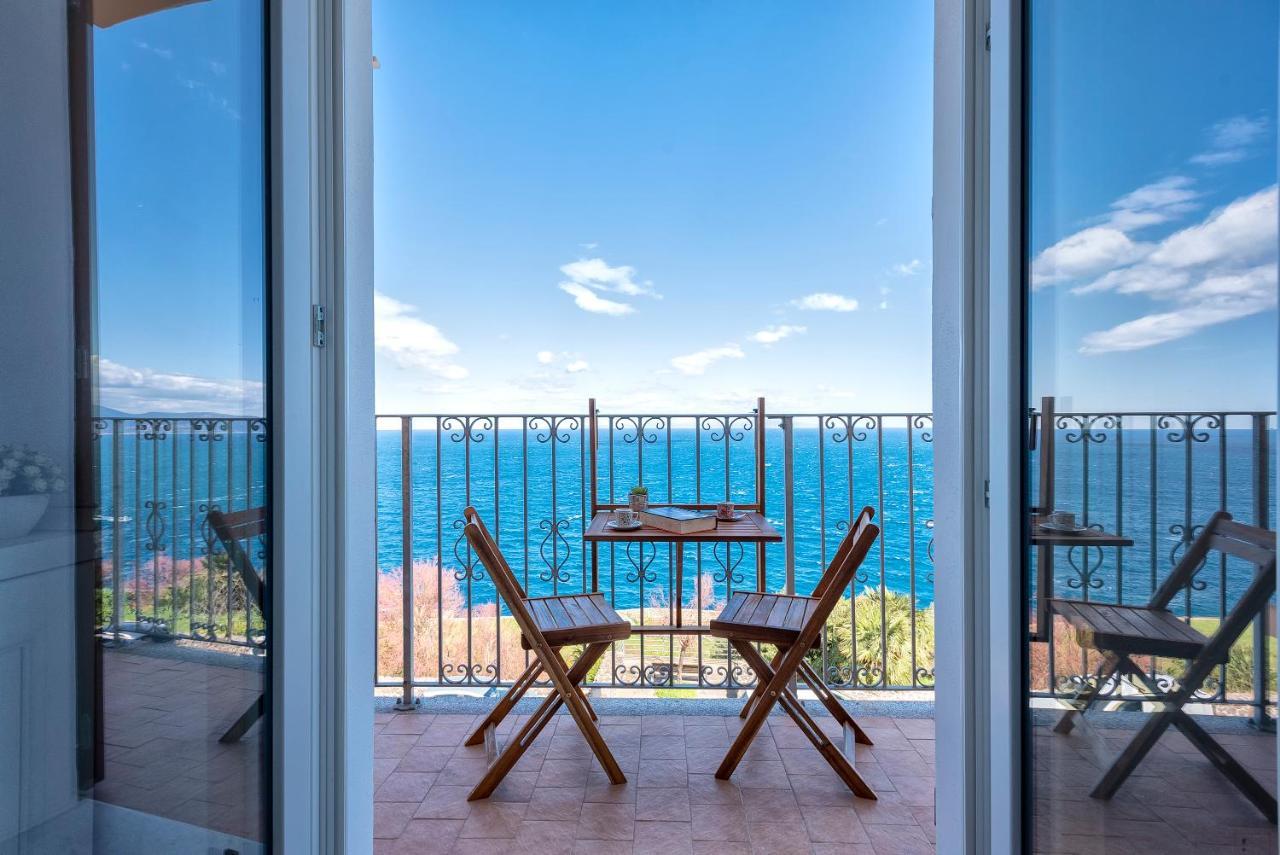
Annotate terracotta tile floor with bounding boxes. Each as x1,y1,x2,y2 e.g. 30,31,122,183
373,709,937,854
91,644,1277,853
94,646,266,841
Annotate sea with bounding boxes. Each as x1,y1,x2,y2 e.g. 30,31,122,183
95,419,1275,618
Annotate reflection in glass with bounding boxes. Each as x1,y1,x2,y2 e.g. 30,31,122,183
1023,2,1278,851
2,1,269,852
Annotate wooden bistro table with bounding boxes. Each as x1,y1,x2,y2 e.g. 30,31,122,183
1031,515,1134,642
583,510,782,637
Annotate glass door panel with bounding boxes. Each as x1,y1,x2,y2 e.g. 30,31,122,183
2,1,271,852
1022,2,1278,852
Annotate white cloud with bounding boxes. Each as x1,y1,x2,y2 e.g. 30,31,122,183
565,359,590,373
374,291,468,380
1104,175,1198,230
560,257,660,298
1080,266,1277,354
670,344,745,375
791,292,859,312
558,282,635,315
1074,186,1278,354
97,357,263,415
1191,115,1268,166
1031,176,1205,287
1031,227,1151,288
749,324,807,345
536,350,555,364
891,259,923,276
133,40,174,60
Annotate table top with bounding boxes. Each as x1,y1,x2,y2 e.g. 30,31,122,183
1030,516,1134,547
583,510,782,543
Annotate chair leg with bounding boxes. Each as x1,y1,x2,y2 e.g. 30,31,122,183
731,642,876,799
797,659,872,746
1171,710,1277,824
468,642,615,800
557,649,599,721
465,659,542,746
553,643,624,782
219,694,264,743
1090,708,1175,800
1054,653,1122,735
738,647,784,719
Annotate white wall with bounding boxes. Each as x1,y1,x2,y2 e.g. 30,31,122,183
0,3,81,850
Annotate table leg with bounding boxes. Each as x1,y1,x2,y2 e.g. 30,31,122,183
591,541,599,593
1034,542,1054,642
674,541,684,628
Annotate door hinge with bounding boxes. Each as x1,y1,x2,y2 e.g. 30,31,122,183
312,304,326,348
984,479,991,508
985,22,991,51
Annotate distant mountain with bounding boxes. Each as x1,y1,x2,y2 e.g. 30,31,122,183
95,406,263,420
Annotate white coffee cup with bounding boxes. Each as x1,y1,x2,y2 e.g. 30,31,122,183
613,508,638,527
716,501,736,520
1049,510,1076,529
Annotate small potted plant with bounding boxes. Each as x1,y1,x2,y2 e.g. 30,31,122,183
0,444,65,540
628,485,649,512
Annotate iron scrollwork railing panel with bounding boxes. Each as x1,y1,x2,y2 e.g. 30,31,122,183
1036,410,1275,712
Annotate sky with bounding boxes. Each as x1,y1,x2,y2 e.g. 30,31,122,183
371,1,935,414
86,1,1276,417
1026,1,1278,412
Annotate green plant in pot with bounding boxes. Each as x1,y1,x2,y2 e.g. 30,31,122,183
628,485,649,512
0,444,65,540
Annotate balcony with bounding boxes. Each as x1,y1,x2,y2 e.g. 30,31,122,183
90,403,1277,851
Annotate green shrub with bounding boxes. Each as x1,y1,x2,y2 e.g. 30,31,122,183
808,588,935,688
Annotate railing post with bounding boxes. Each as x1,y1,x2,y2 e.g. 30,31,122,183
1252,413,1272,731
782,416,795,597
111,422,123,642
397,416,418,711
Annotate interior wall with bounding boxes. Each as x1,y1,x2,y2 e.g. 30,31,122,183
0,1,81,850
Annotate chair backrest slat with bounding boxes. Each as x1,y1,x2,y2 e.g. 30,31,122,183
1207,533,1276,568
810,506,875,600
208,507,266,610
463,507,549,654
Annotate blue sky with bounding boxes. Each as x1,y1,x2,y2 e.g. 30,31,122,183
1027,1,1278,412
371,1,935,414
87,1,1275,416
92,1,265,414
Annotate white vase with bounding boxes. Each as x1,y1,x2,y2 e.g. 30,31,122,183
628,494,647,512
0,493,50,540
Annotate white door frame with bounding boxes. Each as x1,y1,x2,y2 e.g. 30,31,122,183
273,0,374,850
932,0,1021,851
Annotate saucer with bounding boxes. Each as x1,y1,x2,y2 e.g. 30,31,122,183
717,512,747,522
1038,522,1090,534
606,520,644,531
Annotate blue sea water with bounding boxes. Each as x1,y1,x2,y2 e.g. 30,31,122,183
94,419,1274,620
369,423,1274,617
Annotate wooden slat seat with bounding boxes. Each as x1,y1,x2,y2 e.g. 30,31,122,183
521,593,631,650
1049,511,1277,823
708,592,822,648
1053,600,1208,660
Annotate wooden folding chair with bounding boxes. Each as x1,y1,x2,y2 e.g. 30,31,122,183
1050,511,1277,822
460,507,632,800
709,506,880,798
207,506,267,743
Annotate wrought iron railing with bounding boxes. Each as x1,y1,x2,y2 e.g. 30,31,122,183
372,409,937,699
93,417,267,647
89,408,1276,720
1031,410,1276,724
